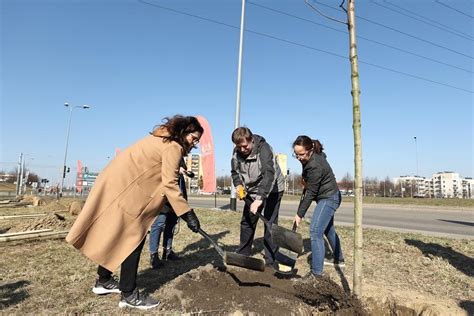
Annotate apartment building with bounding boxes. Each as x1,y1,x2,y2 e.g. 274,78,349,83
394,172,473,199
430,171,462,198
185,154,202,193
393,175,427,197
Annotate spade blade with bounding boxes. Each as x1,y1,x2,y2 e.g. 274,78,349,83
271,225,303,255
224,252,265,272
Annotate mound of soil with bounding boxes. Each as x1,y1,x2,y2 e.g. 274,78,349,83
39,201,67,212
8,213,72,233
155,264,366,315
69,201,85,215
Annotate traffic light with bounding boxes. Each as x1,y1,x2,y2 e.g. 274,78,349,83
67,167,70,173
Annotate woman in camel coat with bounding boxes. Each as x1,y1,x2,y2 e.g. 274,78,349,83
66,115,202,309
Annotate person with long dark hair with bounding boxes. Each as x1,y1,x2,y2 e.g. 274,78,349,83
292,135,344,278
66,115,203,310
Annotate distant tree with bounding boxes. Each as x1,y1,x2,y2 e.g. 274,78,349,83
5,168,18,184
198,175,203,190
339,172,354,192
379,177,394,197
216,175,232,189
27,172,40,185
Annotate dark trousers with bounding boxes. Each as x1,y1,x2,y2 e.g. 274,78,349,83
236,191,283,264
97,238,146,295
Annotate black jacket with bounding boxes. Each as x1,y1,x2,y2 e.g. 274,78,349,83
297,152,338,218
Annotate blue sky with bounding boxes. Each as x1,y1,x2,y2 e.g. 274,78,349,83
1,0,472,186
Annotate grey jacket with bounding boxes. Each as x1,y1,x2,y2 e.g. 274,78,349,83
297,152,339,218
231,135,285,199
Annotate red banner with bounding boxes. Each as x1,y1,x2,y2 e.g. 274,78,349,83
196,115,216,193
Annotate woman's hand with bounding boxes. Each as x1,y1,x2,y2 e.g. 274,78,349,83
293,215,302,227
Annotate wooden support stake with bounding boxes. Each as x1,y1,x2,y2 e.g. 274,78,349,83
0,230,69,242
0,229,53,237
0,214,47,220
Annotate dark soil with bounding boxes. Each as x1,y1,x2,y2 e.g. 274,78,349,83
155,264,366,315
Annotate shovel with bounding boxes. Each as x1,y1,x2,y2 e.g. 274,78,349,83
198,228,265,272
273,222,299,275
244,197,300,275
244,196,303,255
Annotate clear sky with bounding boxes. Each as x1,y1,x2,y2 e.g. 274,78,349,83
1,0,473,187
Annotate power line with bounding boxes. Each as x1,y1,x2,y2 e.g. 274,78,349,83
137,0,473,94
312,0,473,59
435,0,474,19
383,0,474,40
371,0,473,41
248,1,472,73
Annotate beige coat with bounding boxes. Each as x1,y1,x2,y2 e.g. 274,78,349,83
66,130,191,271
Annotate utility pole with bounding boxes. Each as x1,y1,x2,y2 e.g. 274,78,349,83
15,153,23,196
414,136,419,196
230,0,246,211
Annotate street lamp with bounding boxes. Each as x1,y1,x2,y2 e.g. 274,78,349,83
221,169,226,190
59,102,90,198
414,136,419,196
230,0,247,211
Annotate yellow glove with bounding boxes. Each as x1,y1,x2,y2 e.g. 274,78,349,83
236,185,246,200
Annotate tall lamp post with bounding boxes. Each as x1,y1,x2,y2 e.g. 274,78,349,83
59,102,90,198
414,136,419,196
230,0,247,211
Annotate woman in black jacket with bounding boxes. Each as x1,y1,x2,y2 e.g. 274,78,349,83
292,135,344,277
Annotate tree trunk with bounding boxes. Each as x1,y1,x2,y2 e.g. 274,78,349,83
347,0,363,297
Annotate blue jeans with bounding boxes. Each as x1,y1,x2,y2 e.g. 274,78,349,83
149,211,178,254
310,191,344,275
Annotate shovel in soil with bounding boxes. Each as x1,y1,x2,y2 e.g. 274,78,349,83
251,208,299,275
244,196,303,255
198,228,265,272
273,222,299,275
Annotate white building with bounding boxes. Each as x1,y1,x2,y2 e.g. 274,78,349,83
393,175,427,197
430,171,462,198
185,154,202,193
393,172,473,199
461,177,474,199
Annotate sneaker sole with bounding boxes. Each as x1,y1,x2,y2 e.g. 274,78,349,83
118,301,160,310
92,287,121,295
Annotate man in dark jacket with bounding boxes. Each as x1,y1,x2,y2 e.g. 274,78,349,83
230,127,285,266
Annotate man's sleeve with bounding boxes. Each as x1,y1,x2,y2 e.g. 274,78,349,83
231,156,243,187
257,143,276,199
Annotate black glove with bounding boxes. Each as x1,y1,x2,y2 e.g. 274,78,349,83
180,209,200,233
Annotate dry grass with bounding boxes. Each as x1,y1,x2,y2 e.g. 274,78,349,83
0,206,472,314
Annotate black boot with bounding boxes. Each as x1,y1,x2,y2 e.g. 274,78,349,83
162,248,180,261
150,252,164,269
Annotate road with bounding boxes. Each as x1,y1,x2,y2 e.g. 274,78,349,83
188,197,474,239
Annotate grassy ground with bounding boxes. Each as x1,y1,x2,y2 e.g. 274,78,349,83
0,201,472,314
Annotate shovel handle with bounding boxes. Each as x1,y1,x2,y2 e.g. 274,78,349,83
198,228,225,258
243,196,271,226
292,222,298,232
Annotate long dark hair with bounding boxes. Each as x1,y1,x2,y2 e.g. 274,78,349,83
151,115,204,151
292,135,324,154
